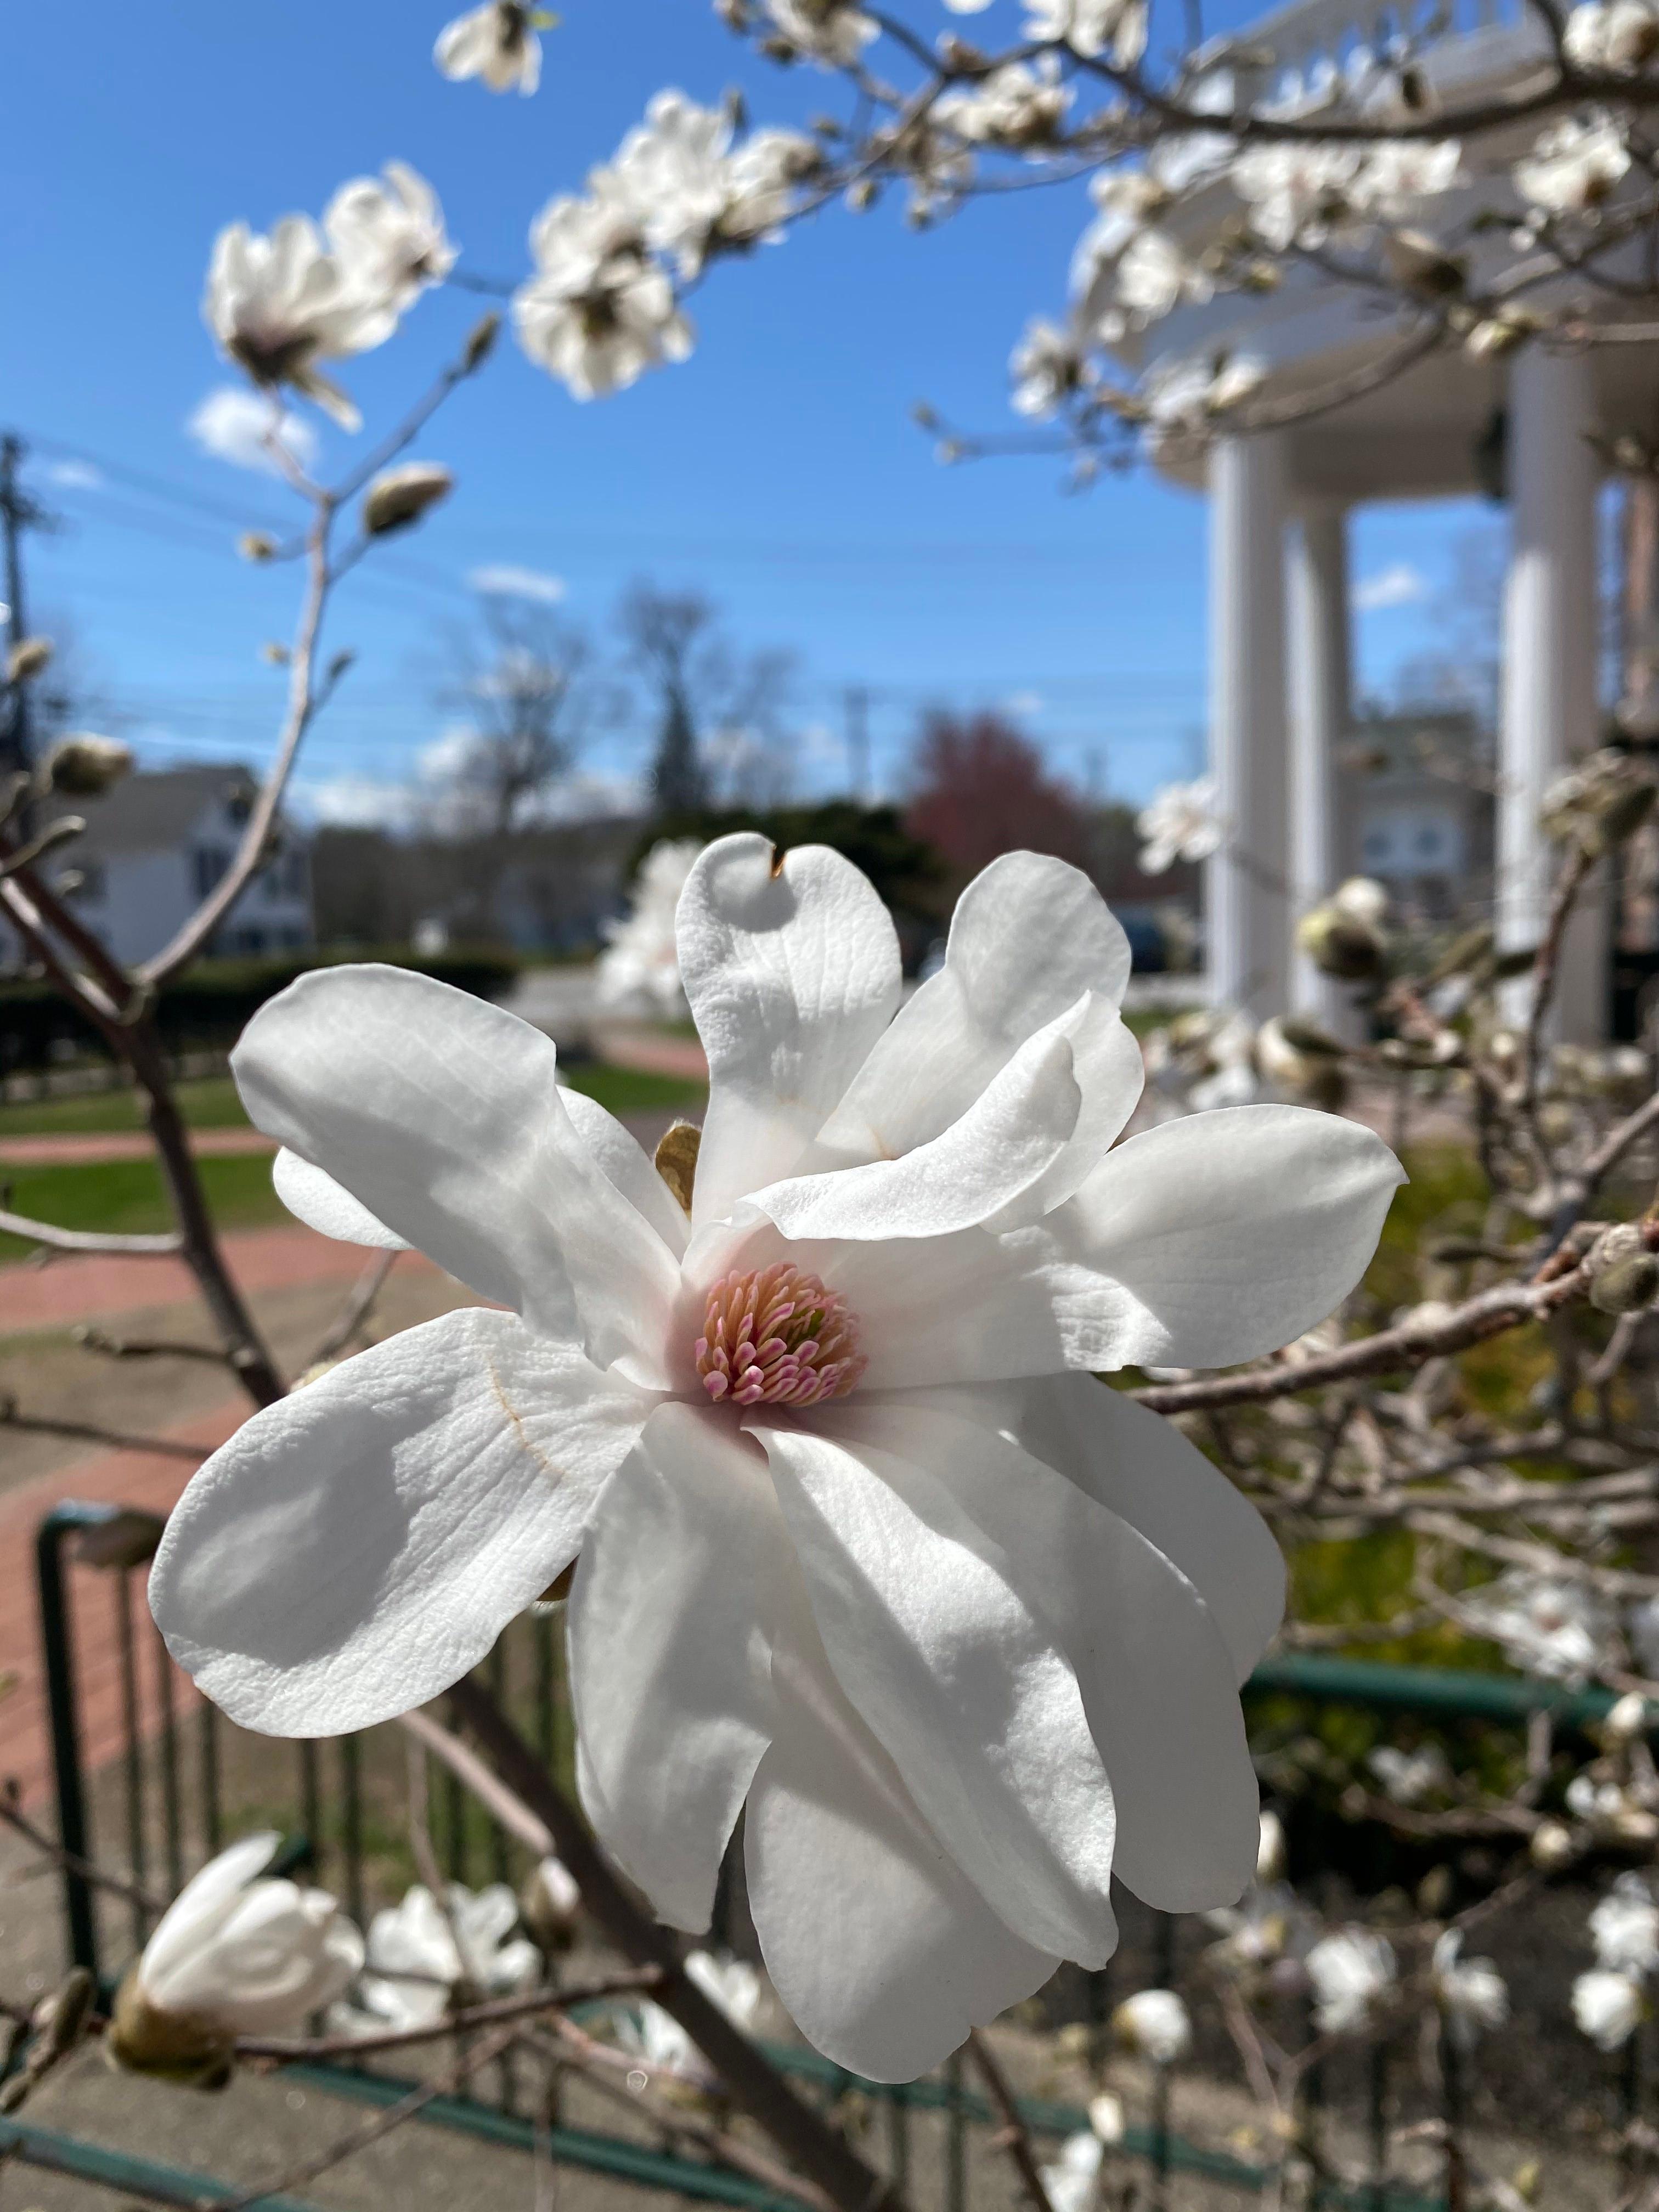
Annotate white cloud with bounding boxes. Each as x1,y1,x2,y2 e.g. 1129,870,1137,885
1002,690,1045,718
293,774,420,831
1354,562,1429,613
46,459,103,491
468,563,566,605
188,386,319,475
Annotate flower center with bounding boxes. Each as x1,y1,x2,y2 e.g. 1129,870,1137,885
695,1263,865,1408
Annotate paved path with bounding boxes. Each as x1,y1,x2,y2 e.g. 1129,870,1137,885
0,1128,275,1166
0,1220,383,1338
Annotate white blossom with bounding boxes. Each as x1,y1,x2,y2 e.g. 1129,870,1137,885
435,2,544,93
1573,1967,1645,2051
325,162,457,316
596,839,705,1017
616,1949,763,2084
1138,354,1265,438
1432,1931,1509,2051
1113,1987,1193,2063
513,184,693,400
1306,1927,1397,2034
1460,1570,1616,1683
1114,228,1209,319
1025,0,1148,65
612,93,817,277
1563,0,1659,69
1137,776,1226,872
1041,2131,1105,2212
1010,319,1089,418
1347,140,1463,217
1592,1874,1659,1975
151,839,1401,2080
111,1833,363,2073
1368,1743,1452,1805
936,57,1073,148
203,218,395,431
1514,116,1631,214
340,1882,540,2036
764,0,878,65
1231,145,1363,250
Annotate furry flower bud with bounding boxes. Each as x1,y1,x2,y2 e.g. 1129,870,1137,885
7,637,53,683
42,733,133,799
1588,1223,1659,1314
363,462,454,537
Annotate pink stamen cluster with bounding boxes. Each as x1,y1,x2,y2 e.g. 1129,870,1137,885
695,1262,866,1408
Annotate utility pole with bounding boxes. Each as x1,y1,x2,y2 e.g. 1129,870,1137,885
844,684,871,805
0,434,50,780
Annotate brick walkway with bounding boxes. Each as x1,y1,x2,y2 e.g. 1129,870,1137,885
2,1221,381,1337
0,1128,276,1166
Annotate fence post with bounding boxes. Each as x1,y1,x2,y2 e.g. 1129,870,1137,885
35,1502,163,1978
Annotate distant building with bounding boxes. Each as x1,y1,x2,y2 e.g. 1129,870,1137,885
1337,708,1495,923
5,764,312,971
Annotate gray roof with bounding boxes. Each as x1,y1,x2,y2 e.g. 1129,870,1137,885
46,764,261,859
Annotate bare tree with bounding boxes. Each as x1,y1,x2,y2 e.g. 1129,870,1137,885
616,581,794,816
440,599,602,834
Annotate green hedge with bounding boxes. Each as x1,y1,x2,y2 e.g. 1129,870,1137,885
0,946,521,1075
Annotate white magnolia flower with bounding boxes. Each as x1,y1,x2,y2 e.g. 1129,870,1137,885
514,185,693,400
616,1948,764,2084
150,840,1400,2081
596,839,706,1017
1513,115,1631,214
1432,1931,1509,2051
765,0,878,65
1462,1570,1615,1683
1204,1880,1310,1971
204,218,393,431
1592,1874,1659,1975
1565,1774,1659,1846
1257,1808,1286,1883
1231,145,1363,250
1347,140,1462,217
1041,2131,1105,2212
1138,777,1226,873
325,162,457,316
936,57,1073,148
1025,0,1147,64
1113,1987,1193,2064
1010,319,1089,419
111,1833,363,2074
1306,1928,1397,2035
342,1882,540,2035
1573,1967,1645,2051
1563,0,1659,69
612,93,816,277
1368,1743,1453,1806
1138,355,1265,439
1114,228,1209,319
435,1,544,93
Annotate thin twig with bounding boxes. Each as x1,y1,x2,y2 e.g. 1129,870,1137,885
0,1785,167,1914
305,1249,398,1368
0,1402,209,1462
0,1206,182,1256
236,1972,665,2063
967,2028,1055,2212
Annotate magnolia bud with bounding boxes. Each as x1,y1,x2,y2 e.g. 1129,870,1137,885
1530,1819,1575,1870
260,641,290,667
464,312,501,373
1604,1691,1650,1745
520,1856,582,1954
1383,229,1465,298
1588,1223,1659,1314
1088,2091,1126,2146
238,531,279,562
1296,905,1386,982
1256,1808,1286,1883
363,462,454,538
42,733,133,798
7,636,53,683
1599,780,1657,847
108,1967,235,2090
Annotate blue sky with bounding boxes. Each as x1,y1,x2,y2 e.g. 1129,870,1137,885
2,0,1496,817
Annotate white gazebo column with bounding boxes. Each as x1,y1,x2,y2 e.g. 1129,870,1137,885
1286,503,1358,1035
1209,431,1290,1014
1499,345,1606,1041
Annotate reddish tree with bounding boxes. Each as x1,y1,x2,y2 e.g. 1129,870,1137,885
904,712,1091,883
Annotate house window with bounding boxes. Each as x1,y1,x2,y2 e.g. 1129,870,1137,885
192,846,231,899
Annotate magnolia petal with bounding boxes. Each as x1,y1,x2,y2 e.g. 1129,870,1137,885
751,1414,1117,1962
817,853,1132,1161
1010,1374,1285,1681
150,1308,652,1735
745,1567,1059,2081
568,1402,780,1933
1049,1105,1406,1369
233,964,680,1373
560,1087,689,1257
751,1017,1082,1242
139,1833,283,1994
272,1149,408,1249
983,995,1146,1229
677,835,901,1228
822,1398,1260,1913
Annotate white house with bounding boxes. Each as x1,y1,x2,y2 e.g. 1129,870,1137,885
11,764,312,970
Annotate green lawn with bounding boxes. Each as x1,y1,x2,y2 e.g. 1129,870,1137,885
0,1076,250,1138
0,1153,286,1264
